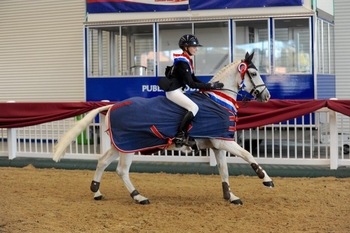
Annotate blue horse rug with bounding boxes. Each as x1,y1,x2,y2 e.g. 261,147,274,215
108,92,237,153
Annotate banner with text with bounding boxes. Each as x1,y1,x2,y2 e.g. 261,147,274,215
87,0,189,14
87,0,303,13
190,0,304,10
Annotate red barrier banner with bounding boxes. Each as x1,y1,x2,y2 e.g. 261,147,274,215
2,100,350,129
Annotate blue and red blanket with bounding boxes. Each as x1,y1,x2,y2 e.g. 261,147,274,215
108,92,237,153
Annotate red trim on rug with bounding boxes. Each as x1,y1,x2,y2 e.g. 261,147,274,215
150,125,166,139
110,101,132,111
229,116,237,121
228,126,236,131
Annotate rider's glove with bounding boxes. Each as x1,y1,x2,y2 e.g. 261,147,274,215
211,81,224,89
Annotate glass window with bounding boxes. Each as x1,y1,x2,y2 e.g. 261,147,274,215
329,24,335,74
158,21,229,76
234,20,270,73
87,24,154,77
317,19,322,74
317,19,335,74
274,18,311,74
194,21,229,75
322,22,330,73
88,28,112,77
158,23,192,76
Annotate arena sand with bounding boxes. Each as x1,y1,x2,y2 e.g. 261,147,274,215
0,166,349,233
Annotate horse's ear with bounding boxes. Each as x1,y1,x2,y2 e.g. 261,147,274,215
245,52,249,60
250,51,255,60
245,51,255,63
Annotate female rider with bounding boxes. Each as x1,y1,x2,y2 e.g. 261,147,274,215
158,34,224,147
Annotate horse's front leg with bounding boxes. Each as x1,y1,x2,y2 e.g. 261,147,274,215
90,147,120,200
211,139,274,188
212,148,243,205
117,153,150,205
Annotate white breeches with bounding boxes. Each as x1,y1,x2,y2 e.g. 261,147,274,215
166,88,199,116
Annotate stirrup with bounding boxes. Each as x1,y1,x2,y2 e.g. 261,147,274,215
174,137,185,147
174,131,186,147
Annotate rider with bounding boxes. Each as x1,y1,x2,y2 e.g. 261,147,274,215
158,34,224,147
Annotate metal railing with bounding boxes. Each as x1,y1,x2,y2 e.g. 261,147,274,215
1,108,350,170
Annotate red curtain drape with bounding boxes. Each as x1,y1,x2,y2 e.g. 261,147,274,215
1,100,349,129
235,100,327,129
0,102,111,128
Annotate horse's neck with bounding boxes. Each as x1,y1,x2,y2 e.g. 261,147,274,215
208,61,241,101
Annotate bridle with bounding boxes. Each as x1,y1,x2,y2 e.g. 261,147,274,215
210,60,268,104
237,61,267,100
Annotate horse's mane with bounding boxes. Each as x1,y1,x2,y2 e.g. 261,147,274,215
209,60,240,83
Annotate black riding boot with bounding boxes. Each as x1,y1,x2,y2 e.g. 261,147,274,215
174,111,195,147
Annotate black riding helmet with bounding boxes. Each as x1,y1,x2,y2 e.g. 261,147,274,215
178,34,203,50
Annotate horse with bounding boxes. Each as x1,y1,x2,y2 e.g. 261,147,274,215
53,52,273,205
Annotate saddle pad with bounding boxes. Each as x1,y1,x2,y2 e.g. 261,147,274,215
108,92,236,153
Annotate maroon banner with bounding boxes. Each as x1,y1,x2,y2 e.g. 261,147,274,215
1,100,349,129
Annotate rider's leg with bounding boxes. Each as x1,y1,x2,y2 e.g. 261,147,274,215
174,111,194,147
166,88,198,147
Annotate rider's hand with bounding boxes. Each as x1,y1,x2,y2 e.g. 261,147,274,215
211,81,224,89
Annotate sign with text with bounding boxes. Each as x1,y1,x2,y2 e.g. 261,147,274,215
190,0,303,10
86,0,303,13
87,0,189,13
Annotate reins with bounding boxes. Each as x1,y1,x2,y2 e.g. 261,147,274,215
238,60,267,95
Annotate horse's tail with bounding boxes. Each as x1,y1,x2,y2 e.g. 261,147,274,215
53,104,113,162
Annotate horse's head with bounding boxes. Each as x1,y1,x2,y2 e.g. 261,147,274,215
238,52,270,102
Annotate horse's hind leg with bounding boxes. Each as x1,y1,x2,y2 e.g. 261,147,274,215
90,147,120,200
117,153,150,205
211,139,274,188
212,148,243,205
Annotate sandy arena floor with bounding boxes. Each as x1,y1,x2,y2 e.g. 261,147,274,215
0,166,349,233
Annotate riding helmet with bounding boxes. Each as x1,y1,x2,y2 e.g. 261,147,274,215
178,34,203,49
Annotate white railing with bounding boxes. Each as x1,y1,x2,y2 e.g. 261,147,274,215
1,108,350,170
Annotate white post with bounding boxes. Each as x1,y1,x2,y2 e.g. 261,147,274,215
328,108,338,170
7,128,17,160
99,100,111,154
6,101,17,159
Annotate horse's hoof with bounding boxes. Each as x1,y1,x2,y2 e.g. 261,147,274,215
231,199,243,205
94,195,103,200
90,180,100,192
263,181,274,188
139,199,150,205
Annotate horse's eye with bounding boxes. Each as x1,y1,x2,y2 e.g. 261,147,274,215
250,72,257,76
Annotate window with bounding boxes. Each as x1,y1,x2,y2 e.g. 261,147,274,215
86,17,313,78
234,20,270,74
87,24,154,77
317,19,334,74
274,18,311,74
158,21,229,76
158,23,192,76
194,22,229,75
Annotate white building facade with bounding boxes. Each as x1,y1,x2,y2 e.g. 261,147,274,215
0,0,342,102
